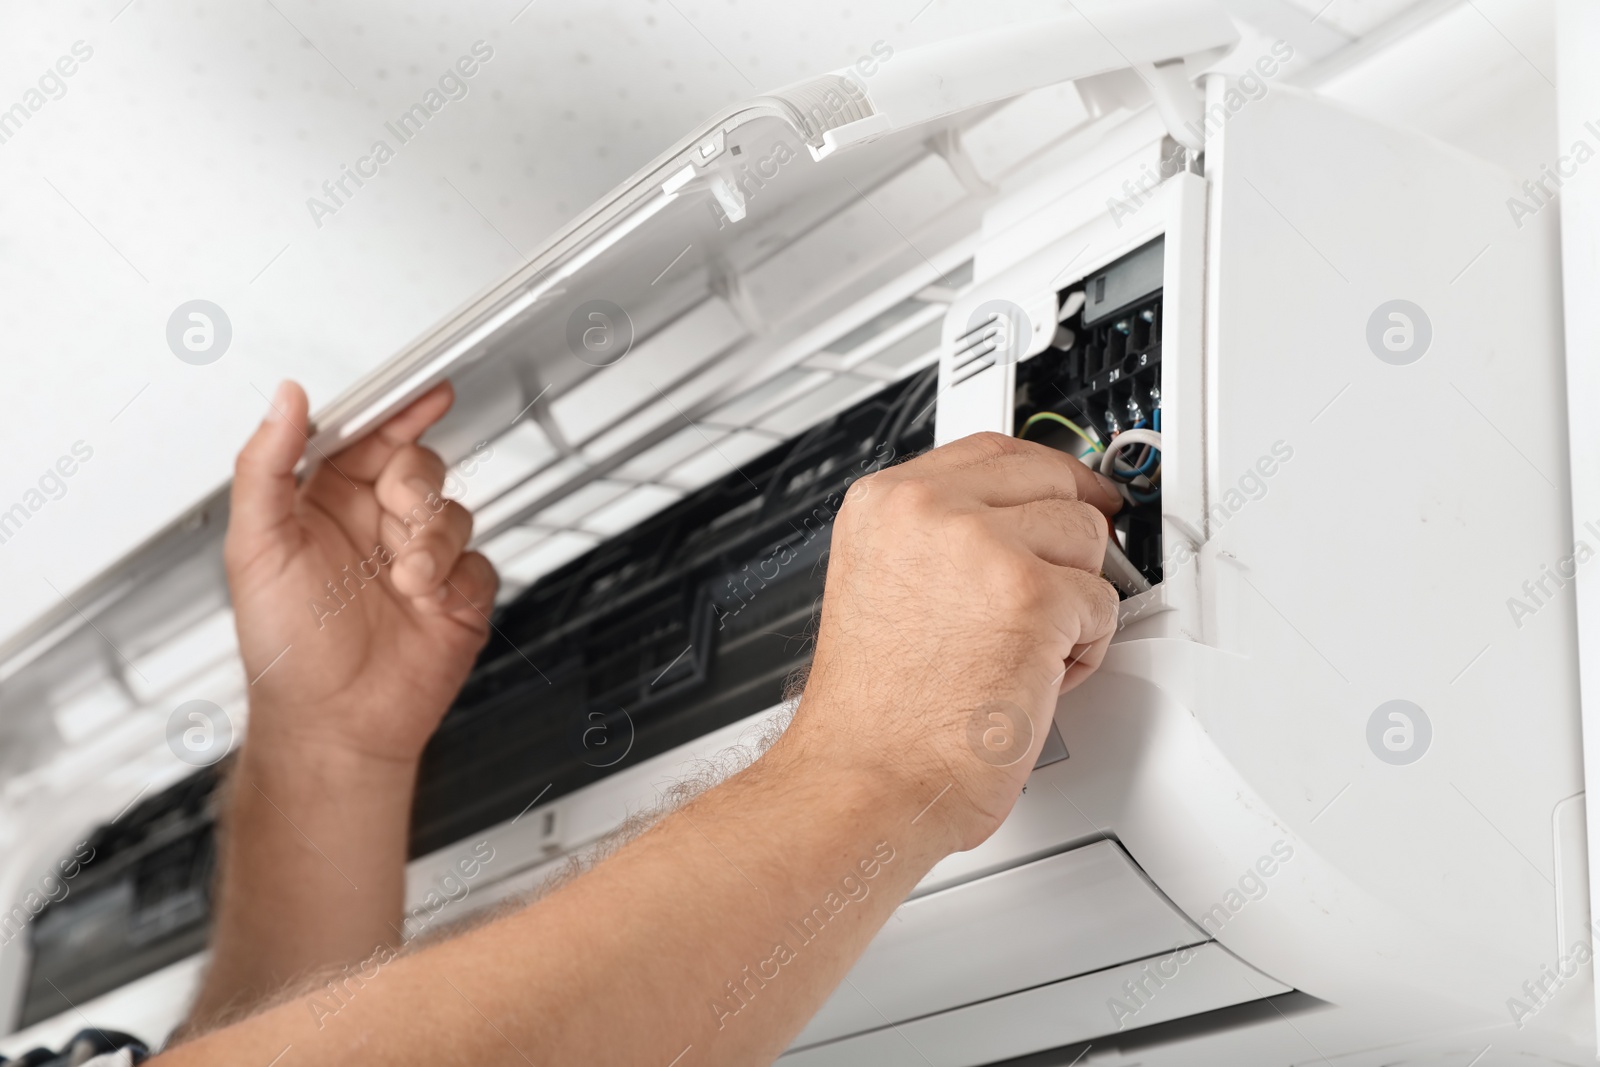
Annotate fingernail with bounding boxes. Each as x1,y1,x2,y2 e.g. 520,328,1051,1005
400,552,436,583
1094,472,1122,499
405,477,437,502
434,583,451,601
266,381,292,423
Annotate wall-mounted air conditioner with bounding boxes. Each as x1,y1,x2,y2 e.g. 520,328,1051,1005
0,2,1588,1064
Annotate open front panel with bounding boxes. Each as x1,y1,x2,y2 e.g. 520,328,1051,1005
428,107,981,565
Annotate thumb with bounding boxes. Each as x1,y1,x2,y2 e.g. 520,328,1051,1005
229,381,310,552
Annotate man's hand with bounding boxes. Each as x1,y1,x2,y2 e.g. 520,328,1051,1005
188,381,497,1031
786,431,1123,852
160,430,1128,1066
224,380,497,765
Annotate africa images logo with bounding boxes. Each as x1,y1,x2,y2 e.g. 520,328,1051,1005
305,41,495,228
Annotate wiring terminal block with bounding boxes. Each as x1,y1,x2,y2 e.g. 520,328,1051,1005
1014,241,1165,591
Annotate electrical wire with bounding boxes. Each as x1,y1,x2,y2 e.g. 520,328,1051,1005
1121,418,1154,476
1099,428,1161,474
1019,411,1103,453
883,364,939,452
1123,447,1159,478
1100,429,1160,474
1018,411,1163,502
1099,428,1163,503
1125,477,1163,505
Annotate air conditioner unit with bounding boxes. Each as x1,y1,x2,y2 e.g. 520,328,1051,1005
1,2,1589,1064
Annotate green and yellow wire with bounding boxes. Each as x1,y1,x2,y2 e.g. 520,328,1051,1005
1017,411,1103,453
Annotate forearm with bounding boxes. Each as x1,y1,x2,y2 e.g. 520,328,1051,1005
186,717,419,1029
158,727,955,1065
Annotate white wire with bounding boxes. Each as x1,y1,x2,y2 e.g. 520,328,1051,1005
1098,428,1162,505
1099,428,1163,476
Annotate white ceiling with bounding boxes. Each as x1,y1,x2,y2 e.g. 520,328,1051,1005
0,0,1556,651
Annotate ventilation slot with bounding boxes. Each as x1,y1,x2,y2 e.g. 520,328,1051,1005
951,313,1004,386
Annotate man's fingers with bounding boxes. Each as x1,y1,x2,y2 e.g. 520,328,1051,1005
386,499,473,596
995,498,1109,573
901,433,1123,515
1042,565,1120,659
332,381,456,482
374,444,448,521
373,443,463,595
414,551,499,627
228,381,311,557
1060,631,1115,694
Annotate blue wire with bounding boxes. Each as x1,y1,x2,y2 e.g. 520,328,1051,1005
1109,414,1161,482
1111,447,1160,480
1108,412,1160,481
